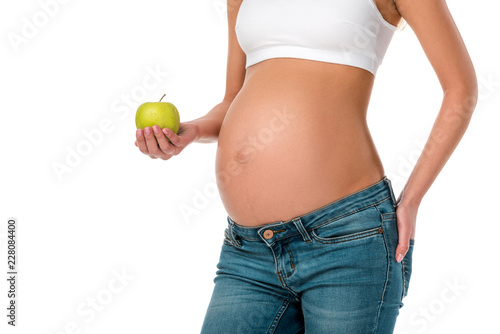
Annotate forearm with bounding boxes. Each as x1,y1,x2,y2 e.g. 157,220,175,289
399,88,478,207
184,100,233,144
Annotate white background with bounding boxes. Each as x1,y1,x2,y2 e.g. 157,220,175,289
1,0,499,333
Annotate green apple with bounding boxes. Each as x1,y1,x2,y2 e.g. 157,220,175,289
135,94,180,142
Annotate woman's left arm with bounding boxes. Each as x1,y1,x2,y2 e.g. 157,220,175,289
392,0,479,262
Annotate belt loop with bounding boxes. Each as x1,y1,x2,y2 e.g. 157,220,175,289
293,218,312,243
228,217,242,247
384,176,397,207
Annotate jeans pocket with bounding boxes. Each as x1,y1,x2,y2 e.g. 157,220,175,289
310,206,384,244
401,239,415,299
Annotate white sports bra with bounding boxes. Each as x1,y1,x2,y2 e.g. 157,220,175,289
235,0,397,75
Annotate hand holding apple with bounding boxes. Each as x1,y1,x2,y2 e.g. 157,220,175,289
135,122,199,160
134,95,199,160
135,94,180,143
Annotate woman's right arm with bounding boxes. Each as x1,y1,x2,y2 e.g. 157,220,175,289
135,0,246,158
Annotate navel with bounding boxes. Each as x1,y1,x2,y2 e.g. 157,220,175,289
234,145,256,164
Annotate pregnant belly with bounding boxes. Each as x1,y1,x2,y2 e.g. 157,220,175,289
215,62,386,226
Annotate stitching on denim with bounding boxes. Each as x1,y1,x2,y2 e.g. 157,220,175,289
223,229,234,246
307,197,390,233
373,214,391,333
264,232,303,245
269,246,281,285
376,196,394,211
311,227,382,244
238,236,262,241
293,218,312,243
276,271,300,301
383,178,397,207
267,298,292,334
374,200,397,222
228,222,242,247
401,257,406,300
230,217,285,230
270,244,300,300
281,241,295,278
401,244,414,299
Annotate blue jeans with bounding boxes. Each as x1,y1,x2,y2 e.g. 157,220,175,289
201,176,415,334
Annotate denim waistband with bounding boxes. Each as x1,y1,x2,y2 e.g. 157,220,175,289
227,176,397,244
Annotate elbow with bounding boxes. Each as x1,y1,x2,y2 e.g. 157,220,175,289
443,80,479,117
438,78,478,129
442,67,479,112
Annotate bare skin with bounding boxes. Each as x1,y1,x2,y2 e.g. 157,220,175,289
214,58,385,226
135,0,478,263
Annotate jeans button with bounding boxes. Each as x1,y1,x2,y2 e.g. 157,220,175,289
263,229,274,239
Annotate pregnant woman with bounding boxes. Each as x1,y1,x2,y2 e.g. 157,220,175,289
135,0,477,332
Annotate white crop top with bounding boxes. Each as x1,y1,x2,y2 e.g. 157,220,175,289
235,0,397,75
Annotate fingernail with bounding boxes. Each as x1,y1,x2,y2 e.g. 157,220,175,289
153,126,159,134
136,129,141,136
163,128,169,135
396,253,404,263
145,127,151,135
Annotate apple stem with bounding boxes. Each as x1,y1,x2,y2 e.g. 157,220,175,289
159,94,166,103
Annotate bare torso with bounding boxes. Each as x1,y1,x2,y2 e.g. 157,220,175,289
215,57,388,226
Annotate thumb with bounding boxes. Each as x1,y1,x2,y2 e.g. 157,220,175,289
395,217,411,263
